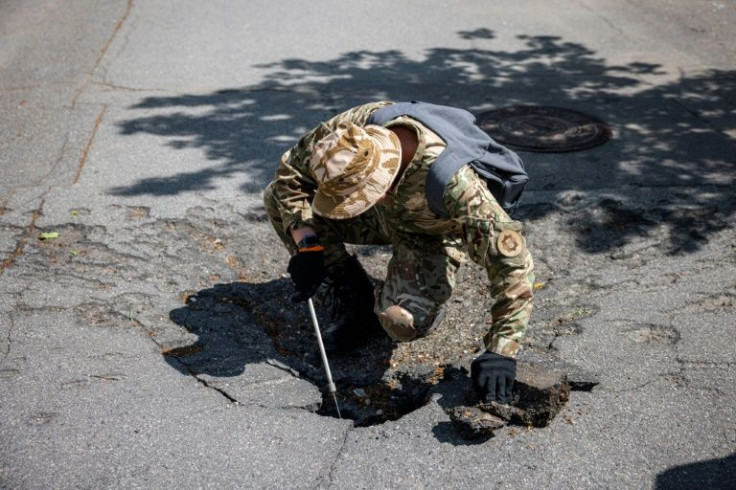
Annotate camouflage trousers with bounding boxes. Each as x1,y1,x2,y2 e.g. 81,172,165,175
263,182,464,342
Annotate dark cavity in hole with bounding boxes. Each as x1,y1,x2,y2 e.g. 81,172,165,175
317,374,435,427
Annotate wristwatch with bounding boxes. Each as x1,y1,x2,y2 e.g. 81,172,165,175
296,235,321,250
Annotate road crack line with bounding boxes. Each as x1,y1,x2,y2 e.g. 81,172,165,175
192,375,239,404
0,314,15,366
73,104,108,185
570,0,625,35
313,424,352,490
71,0,135,108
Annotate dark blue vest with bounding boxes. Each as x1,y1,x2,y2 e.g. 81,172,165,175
368,101,528,217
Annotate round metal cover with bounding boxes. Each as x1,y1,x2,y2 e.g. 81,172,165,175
477,106,612,153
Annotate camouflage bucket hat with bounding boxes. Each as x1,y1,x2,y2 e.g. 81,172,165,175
309,122,401,219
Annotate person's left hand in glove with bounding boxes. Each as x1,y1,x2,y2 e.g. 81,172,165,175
471,350,516,404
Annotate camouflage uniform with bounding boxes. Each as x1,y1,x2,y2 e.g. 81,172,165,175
263,101,535,357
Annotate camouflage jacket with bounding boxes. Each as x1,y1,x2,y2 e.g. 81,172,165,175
272,101,534,357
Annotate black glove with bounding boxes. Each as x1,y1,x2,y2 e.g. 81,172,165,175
287,249,325,302
471,350,516,404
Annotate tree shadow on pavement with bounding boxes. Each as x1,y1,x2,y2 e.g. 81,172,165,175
655,453,736,490
114,30,735,256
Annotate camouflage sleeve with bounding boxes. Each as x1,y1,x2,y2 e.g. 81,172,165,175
443,165,535,358
272,101,394,233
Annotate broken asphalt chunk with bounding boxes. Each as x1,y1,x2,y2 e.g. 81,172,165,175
447,406,506,440
449,361,571,439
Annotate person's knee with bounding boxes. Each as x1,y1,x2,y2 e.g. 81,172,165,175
378,305,416,342
377,304,445,342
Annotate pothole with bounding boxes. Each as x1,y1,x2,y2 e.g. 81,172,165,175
172,282,599,435
175,282,456,426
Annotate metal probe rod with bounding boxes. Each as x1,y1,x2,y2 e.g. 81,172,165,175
307,298,342,419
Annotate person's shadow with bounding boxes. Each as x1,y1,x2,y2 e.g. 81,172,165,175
164,279,398,422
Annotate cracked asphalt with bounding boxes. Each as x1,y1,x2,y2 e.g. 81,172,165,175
1,1,735,488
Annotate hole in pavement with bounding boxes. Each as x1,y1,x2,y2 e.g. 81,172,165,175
170,281,445,427
317,371,441,426
170,281,600,430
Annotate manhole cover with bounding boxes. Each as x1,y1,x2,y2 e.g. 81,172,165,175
477,106,612,153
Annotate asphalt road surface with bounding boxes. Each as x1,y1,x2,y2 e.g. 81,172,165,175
1,1,735,488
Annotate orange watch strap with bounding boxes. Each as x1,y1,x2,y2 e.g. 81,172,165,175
298,245,324,253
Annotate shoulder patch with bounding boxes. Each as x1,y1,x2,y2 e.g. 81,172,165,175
497,229,523,258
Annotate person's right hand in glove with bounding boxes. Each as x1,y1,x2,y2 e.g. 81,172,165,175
287,234,325,302
471,350,516,404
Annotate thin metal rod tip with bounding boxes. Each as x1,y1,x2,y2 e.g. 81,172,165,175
306,298,343,420
332,393,342,419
